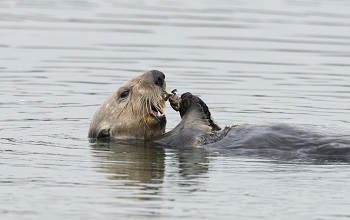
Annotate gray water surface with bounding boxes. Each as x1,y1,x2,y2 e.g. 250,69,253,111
1,0,350,219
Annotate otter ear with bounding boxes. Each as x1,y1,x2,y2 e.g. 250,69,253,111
96,128,110,139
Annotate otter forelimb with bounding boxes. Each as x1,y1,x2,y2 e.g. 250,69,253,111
165,89,181,111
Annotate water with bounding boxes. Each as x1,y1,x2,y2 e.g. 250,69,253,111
1,0,350,219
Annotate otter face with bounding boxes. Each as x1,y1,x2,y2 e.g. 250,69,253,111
88,70,167,140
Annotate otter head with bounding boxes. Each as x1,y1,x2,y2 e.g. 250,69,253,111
88,70,167,140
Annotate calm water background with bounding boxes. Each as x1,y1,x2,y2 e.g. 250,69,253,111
1,0,350,219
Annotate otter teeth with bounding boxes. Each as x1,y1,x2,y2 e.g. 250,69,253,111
151,105,164,117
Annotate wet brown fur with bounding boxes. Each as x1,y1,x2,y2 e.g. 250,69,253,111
88,70,166,140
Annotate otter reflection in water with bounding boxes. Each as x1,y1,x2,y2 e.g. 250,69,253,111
89,70,350,161
91,141,210,189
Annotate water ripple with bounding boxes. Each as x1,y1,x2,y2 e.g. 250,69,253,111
1,0,350,219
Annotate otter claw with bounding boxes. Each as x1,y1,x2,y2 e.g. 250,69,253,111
164,89,177,101
165,89,181,111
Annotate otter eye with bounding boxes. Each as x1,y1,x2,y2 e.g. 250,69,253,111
120,90,130,99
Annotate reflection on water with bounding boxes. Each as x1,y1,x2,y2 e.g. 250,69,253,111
89,141,213,218
92,141,166,187
91,140,210,185
1,0,350,219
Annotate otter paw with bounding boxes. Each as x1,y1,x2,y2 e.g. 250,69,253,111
166,89,181,111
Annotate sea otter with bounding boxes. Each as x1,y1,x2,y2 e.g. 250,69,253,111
88,70,167,140
89,70,350,160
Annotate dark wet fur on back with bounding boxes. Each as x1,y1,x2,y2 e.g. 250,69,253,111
207,123,350,161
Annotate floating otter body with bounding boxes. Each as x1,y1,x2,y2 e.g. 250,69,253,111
157,92,350,160
89,71,350,160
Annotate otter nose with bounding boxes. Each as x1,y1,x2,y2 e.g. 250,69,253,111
152,70,165,87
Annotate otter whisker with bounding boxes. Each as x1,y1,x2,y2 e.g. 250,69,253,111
153,116,161,122
137,96,144,115
114,101,130,120
146,99,151,115
140,116,151,129
142,97,147,115
136,95,147,116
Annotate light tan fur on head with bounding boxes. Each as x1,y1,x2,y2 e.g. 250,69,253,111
88,70,167,140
